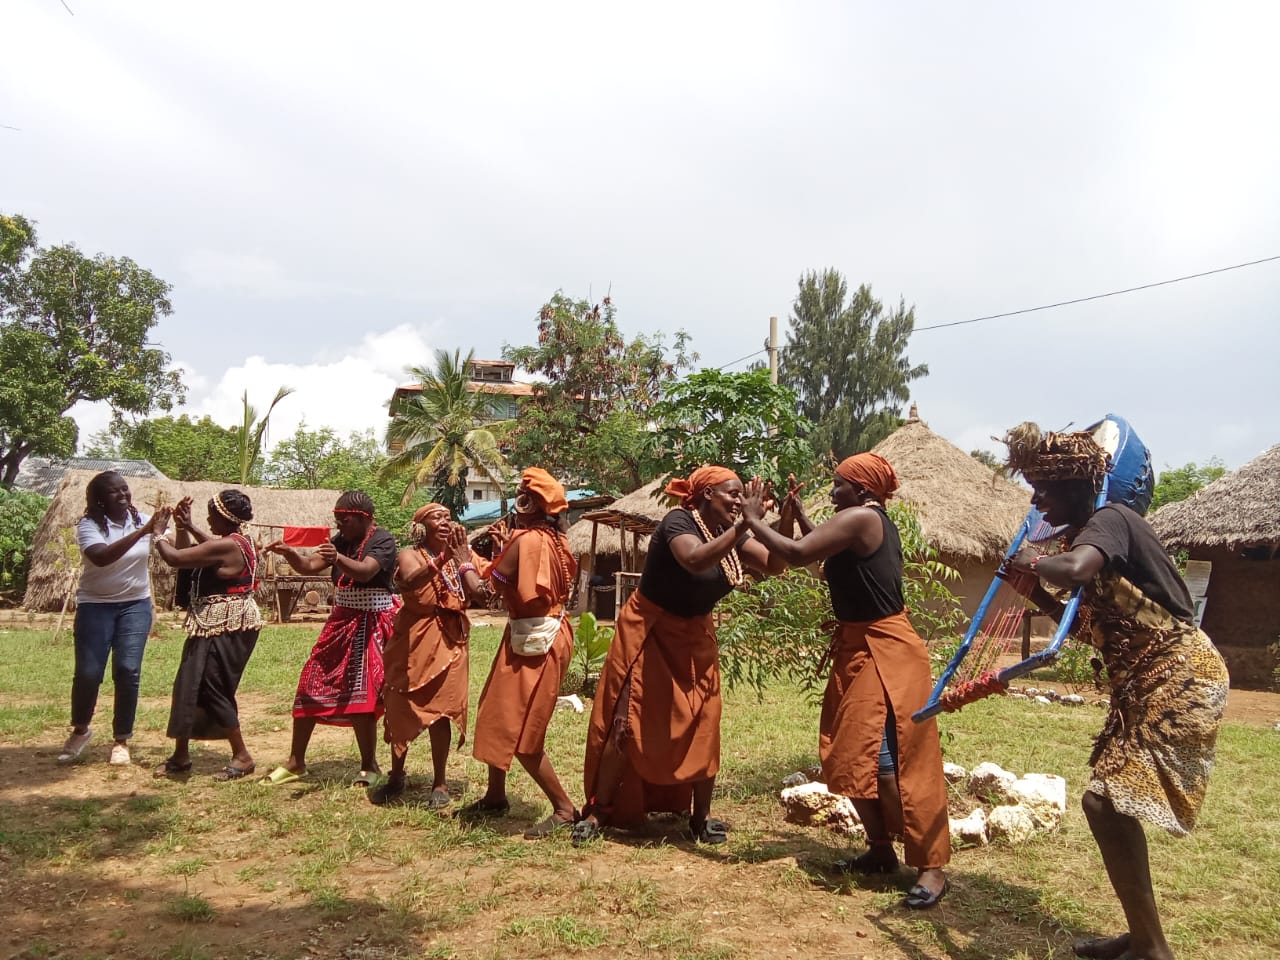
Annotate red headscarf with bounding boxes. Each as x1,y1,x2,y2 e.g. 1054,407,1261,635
521,467,569,515
835,453,898,501
664,465,740,508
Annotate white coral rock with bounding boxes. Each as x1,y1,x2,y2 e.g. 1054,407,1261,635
779,781,865,839
949,808,988,847
942,762,968,784
968,761,1017,800
987,804,1037,844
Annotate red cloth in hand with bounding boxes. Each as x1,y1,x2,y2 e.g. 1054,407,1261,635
282,526,330,547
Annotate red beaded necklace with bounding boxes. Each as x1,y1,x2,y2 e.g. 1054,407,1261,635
335,522,377,589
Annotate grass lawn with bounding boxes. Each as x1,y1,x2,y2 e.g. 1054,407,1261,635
0,620,1277,960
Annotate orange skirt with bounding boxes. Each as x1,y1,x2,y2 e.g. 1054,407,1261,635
584,591,721,826
471,618,573,770
820,611,951,869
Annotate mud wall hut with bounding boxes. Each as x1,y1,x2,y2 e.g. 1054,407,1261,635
24,470,346,616
1151,444,1280,688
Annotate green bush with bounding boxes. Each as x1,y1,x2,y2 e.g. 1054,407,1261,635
717,500,964,696
0,488,49,601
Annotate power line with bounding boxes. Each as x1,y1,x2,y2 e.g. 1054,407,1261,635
714,347,767,370
914,254,1280,333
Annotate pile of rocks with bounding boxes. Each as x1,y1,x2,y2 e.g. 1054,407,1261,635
1006,685,1098,707
778,761,1067,849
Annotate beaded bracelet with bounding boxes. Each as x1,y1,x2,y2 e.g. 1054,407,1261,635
457,563,477,576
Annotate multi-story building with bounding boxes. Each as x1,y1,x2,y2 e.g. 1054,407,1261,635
387,359,534,503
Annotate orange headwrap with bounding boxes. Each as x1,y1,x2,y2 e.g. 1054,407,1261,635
835,453,898,501
663,465,740,508
520,467,569,515
412,503,451,524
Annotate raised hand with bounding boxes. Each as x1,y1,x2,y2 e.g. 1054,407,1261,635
149,507,172,536
317,542,338,564
447,523,473,564
486,519,510,550
740,476,768,521
173,496,194,531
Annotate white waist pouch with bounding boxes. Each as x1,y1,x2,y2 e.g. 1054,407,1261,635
508,615,564,657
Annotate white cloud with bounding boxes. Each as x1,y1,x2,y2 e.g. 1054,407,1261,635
71,325,434,456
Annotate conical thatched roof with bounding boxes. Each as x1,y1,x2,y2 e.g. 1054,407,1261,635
24,470,346,611
871,416,1030,562
1150,444,1280,549
566,478,670,556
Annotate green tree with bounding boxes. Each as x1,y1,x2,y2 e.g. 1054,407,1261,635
645,368,814,489
502,292,695,494
265,423,382,490
382,348,512,517
780,269,927,458
0,487,49,599
0,213,184,486
1149,459,1227,512
970,448,1001,470
107,414,241,482
234,386,294,484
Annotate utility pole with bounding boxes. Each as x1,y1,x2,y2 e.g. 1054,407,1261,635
767,315,779,384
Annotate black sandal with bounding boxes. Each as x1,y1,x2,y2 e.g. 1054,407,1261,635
833,844,899,875
571,818,603,847
903,878,949,910
368,777,407,806
690,816,729,845
426,788,451,809
457,797,510,819
213,763,255,782
1073,934,1132,960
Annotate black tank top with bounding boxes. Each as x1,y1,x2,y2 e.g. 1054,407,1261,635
823,507,905,623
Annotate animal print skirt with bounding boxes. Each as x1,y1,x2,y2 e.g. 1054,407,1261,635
1076,572,1229,836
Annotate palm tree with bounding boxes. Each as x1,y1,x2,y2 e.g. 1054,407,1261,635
381,349,513,514
236,385,295,484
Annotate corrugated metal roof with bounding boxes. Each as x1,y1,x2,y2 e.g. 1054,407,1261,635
12,457,169,497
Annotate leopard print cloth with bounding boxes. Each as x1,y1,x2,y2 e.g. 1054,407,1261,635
1075,571,1229,836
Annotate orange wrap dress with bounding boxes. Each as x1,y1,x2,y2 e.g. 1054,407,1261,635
471,528,576,770
382,558,470,747
584,507,744,826
819,507,951,870
583,591,722,825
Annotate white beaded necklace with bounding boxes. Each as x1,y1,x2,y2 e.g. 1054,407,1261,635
689,507,745,587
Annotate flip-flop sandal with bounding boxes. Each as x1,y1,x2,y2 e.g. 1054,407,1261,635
260,766,305,786
214,764,255,782
426,788,452,809
834,845,899,875
351,770,383,788
153,758,193,777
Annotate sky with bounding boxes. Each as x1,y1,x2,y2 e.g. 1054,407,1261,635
3,1,1278,473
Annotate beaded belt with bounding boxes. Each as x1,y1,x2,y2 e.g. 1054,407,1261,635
334,587,396,612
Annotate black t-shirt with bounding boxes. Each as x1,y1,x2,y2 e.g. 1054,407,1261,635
823,507,905,623
331,527,398,591
638,508,749,618
1072,504,1194,620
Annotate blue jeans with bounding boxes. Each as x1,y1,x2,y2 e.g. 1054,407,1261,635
877,703,899,776
71,599,153,740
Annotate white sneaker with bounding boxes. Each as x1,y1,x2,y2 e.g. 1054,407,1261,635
58,727,93,763
109,743,131,766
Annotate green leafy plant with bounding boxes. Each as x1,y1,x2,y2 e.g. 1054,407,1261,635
562,612,615,696
0,488,47,600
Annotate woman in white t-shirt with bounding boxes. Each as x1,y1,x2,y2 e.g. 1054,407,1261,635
60,472,167,766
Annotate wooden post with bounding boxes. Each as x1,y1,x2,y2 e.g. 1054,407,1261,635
1021,610,1032,660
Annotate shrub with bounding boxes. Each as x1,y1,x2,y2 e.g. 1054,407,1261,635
0,488,49,601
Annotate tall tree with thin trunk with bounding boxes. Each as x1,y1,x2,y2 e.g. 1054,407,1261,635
780,269,927,458
381,348,513,517
236,386,294,484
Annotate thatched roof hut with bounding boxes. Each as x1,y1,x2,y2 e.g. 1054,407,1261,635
871,415,1029,563
566,478,669,557
1149,444,1280,689
24,470,346,612
1150,444,1280,550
